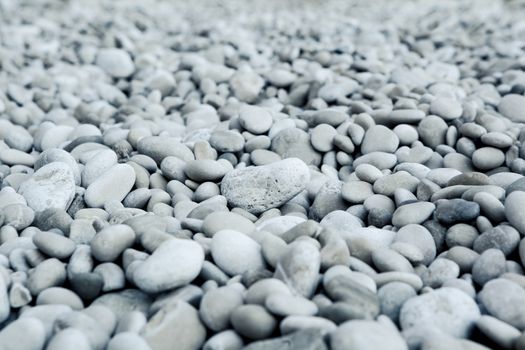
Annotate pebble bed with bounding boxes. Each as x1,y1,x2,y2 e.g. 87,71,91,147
1,0,525,349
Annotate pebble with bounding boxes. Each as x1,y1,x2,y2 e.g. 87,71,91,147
265,294,318,317
96,48,135,78
472,147,505,170
199,286,243,331
18,162,76,212
498,94,525,123
231,304,277,340
141,301,206,350
0,317,46,350
221,158,310,214
399,288,480,338
91,224,136,262
330,320,408,350
505,191,525,235
435,199,480,224
476,315,520,350
472,249,506,286
377,282,417,323
84,164,136,208
392,202,435,227
430,97,463,120
107,333,152,350
32,231,76,259
211,229,265,276
361,125,400,154
133,238,204,293
478,278,525,330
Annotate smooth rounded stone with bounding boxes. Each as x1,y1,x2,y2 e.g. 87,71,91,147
498,94,525,122
250,149,282,165
47,328,91,350
256,214,305,234
53,309,110,350
392,202,435,227
421,257,458,288
18,162,76,212
396,144,433,164
382,109,425,125
34,148,81,185
137,136,194,164
390,242,425,265
310,124,337,153
447,172,492,187
353,152,398,170
32,231,75,259
36,286,83,310
0,148,35,166
4,125,33,152
505,191,525,234
123,188,152,208
323,275,380,321
429,97,462,120
309,180,347,221
221,158,309,214
319,210,362,233
476,315,520,349
271,128,321,166
2,203,34,230
393,125,419,146
371,248,413,273
199,286,244,331
245,278,292,305
96,48,134,78
418,116,448,149
84,164,135,208
209,130,245,153
0,317,46,350
141,301,206,350
445,246,479,274
184,159,230,182
27,258,66,296
324,266,376,293
472,192,505,223
274,240,320,298
107,332,151,350
280,316,337,336
506,178,525,196
474,224,520,256
480,132,513,148
230,304,277,340
361,125,400,154
94,263,126,292
160,156,186,182
472,249,506,286
202,329,244,350
238,105,273,134
91,224,136,262
394,224,436,266
330,320,407,350
230,69,264,103
355,164,384,183
133,238,204,293
342,227,395,264
472,147,505,170
341,181,374,204
377,282,416,323
211,229,265,276
70,272,104,300
92,289,151,321
400,288,480,337
265,293,318,317
435,199,480,224
202,211,255,237
478,279,525,330
82,149,118,187
445,223,479,248
373,171,419,196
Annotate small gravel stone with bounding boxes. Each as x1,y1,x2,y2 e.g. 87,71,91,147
478,278,525,330
91,224,136,262
84,164,136,208
33,231,76,259
400,288,480,338
505,191,525,235
221,158,310,214
239,105,273,134
211,229,265,276
498,94,525,122
476,315,520,350
96,48,135,78
231,304,277,340
435,199,480,224
331,320,407,350
18,162,76,212
133,238,204,293
361,125,400,154
0,317,46,350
